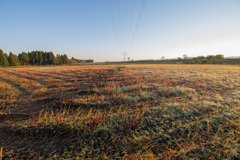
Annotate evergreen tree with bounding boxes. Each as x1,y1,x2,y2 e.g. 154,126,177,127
38,51,43,65
18,53,23,65
62,54,69,64
56,54,62,65
8,52,20,66
31,51,36,65
22,52,29,65
28,52,34,65
43,52,48,65
48,52,55,64
61,55,64,64
1,49,73,66
35,51,39,64
0,49,10,67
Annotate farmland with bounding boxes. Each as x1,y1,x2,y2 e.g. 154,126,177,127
0,64,240,159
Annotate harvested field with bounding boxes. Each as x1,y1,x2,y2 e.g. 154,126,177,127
0,64,240,159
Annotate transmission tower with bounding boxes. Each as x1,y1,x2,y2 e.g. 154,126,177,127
123,52,127,62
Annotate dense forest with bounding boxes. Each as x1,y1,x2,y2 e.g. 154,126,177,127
0,49,93,67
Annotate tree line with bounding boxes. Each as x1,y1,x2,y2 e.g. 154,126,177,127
0,49,70,67
71,58,94,63
192,54,224,64
178,54,225,64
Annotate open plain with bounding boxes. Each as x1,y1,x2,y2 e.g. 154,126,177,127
0,64,240,159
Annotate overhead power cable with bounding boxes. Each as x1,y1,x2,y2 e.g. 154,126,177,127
127,0,136,52
106,0,121,51
117,0,122,50
106,0,147,57
128,0,147,54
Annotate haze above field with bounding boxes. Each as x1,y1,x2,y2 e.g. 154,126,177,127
0,0,240,62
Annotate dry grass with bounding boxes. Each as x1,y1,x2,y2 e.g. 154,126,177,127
0,64,240,159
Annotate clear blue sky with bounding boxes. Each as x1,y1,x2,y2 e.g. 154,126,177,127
0,0,240,62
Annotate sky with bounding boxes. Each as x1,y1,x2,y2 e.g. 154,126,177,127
0,0,240,62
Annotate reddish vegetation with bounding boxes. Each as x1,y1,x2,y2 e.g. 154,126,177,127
0,64,239,159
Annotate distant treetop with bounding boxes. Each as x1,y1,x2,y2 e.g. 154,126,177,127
0,49,94,67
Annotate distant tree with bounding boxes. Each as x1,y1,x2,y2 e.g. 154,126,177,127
178,57,182,60
30,51,37,64
72,58,94,63
0,49,10,67
212,58,218,64
60,55,64,64
35,51,39,64
22,52,29,65
28,52,32,64
18,53,23,64
161,56,165,60
8,52,20,66
55,54,62,65
86,59,94,63
183,59,192,64
80,59,86,63
192,56,205,63
0,49,82,66
127,57,131,61
18,52,29,65
42,52,48,65
202,59,207,64
215,54,224,63
206,55,214,60
205,55,214,63
198,56,205,63
62,54,69,64
48,52,55,64
38,51,43,65
69,58,77,64
28,52,35,65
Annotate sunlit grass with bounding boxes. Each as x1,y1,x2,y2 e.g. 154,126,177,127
0,64,240,159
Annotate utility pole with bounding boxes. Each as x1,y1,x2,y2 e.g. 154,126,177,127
123,52,126,62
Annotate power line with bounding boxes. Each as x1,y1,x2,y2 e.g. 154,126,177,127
122,52,127,62
127,0,136,53
106,0,121,51
106,0,148,60
128,0,147,54
117,0,122,51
